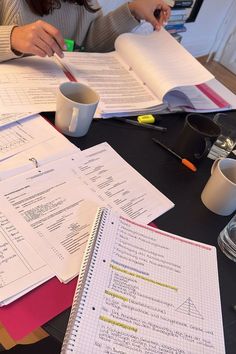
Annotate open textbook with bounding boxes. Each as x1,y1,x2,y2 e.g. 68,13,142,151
61,208,225,354
0,133,173,304
64,29,235,117
0,29,235,116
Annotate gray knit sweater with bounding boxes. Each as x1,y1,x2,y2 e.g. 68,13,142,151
0,0,139,62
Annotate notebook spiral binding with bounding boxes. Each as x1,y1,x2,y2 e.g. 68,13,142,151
61,207,108,353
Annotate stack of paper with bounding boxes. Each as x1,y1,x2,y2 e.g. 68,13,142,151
0,116,174,305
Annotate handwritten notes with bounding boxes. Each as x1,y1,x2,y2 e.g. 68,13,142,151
62,209,225,354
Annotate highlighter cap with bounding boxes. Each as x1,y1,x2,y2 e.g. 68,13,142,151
137,115,155,124
64,39,75,52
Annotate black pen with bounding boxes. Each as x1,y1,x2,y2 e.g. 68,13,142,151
115,118,167,132
154,9,161,19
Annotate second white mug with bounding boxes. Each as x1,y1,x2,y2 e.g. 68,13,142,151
201,158,236,216
55,82,100,137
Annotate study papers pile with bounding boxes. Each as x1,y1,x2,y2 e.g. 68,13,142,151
0,131,174,305
61,208,225,354
0,29,235,117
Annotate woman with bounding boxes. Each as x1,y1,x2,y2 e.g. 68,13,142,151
0,0,170,62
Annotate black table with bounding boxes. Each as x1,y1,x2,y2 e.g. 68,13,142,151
43,111,236,354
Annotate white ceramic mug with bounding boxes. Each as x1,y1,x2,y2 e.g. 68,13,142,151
55,82,99,137
201,158,236,216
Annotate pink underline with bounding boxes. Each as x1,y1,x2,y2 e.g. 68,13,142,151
196,83,230,108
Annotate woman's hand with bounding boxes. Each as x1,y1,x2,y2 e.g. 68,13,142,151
128,0,171,31
11,20,66,58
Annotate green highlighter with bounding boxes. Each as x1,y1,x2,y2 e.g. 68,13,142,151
64,38,75,52
64,39,85,52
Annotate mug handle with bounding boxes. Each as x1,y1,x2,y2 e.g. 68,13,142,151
69,107,79,133
211,157,223,175
194,137,212,160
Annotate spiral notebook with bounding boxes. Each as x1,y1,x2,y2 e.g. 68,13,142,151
61,208,225,353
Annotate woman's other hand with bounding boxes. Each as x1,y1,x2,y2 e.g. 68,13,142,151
128,0,171,31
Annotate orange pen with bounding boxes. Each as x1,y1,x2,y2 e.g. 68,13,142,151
152,138,197,172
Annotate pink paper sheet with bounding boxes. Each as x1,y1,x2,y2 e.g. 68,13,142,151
0,277,77,340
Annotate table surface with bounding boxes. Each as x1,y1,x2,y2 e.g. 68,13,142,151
43,111,236,354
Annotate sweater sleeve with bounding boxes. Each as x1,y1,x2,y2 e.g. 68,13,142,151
83,3,139,52
0,25,23,62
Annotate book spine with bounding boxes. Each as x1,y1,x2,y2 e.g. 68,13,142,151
171,8,189,15
165,23,187,29
171,33,183,43
60,207,107,353
168,19,187,26
173,0,194,8
165,25,187,34
169,14,188,21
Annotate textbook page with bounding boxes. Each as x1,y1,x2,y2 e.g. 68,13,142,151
62,209,225,354
114,29,214,101
113,30,233,113
64,30,231,116
0,56,68,114
0,115,79,180
0,210,53,306
63,52,165,117
0,143,173,283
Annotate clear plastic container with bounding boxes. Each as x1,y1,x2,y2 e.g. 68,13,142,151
218,214,236,262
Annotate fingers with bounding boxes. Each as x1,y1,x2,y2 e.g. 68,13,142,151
38,21,66,57
11,20,67,58
155,8,171,30
153,2,171,31
129,0,171,32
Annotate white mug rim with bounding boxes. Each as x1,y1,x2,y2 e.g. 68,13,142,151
59,82,99,106
217,158,236,187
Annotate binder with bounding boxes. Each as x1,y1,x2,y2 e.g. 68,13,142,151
61,208,225,353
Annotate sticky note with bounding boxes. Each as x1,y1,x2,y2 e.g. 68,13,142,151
137,115,155,124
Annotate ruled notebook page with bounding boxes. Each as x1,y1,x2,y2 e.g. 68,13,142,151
61,208,225,354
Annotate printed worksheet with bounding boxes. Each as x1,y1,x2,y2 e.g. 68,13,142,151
0,114,78,180
0,114,59,161
0,56,68,114
75,143,173,223
0,143,173,283
0,153,99,283
0,113,35,128
0,211,53,306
